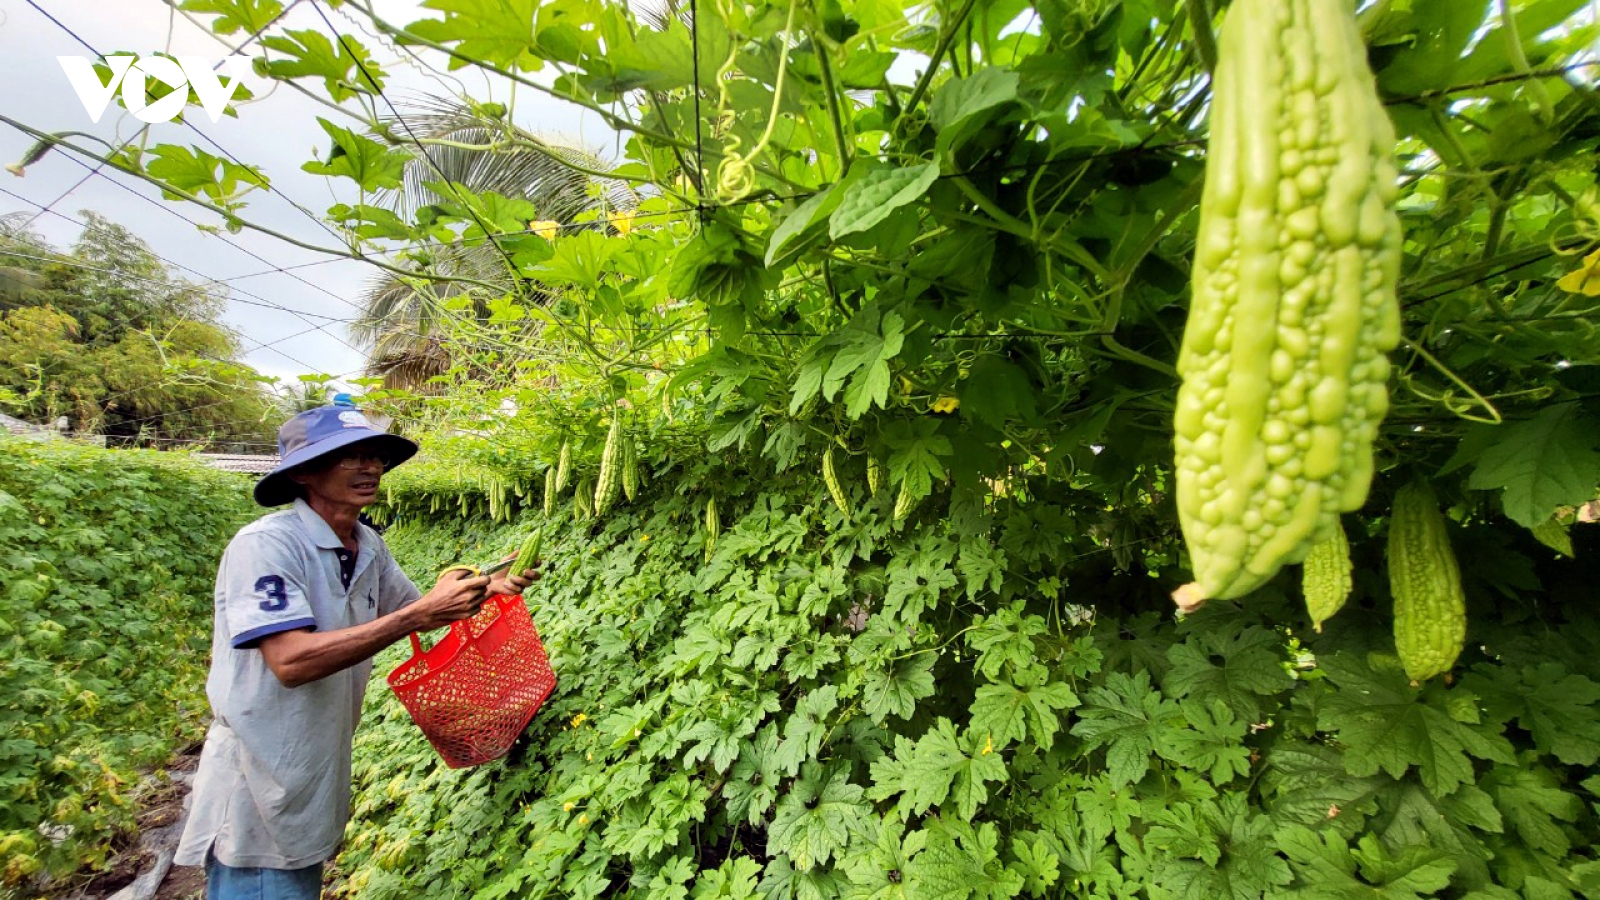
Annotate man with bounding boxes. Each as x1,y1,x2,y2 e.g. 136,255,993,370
174,399,539,898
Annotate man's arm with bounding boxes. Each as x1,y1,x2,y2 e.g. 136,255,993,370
259,570,491,688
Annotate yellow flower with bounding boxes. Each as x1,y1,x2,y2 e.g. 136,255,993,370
563,801,575,812
578,814,589,825
981,733,994,755
1557,248,1600,296
931,396,960,414
571,712,587,728
530,219,560,240
608,210,636,235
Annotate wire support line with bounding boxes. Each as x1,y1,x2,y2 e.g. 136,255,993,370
25,0,358,266
16,0,298,232
690,0,705,211
0,190,543,376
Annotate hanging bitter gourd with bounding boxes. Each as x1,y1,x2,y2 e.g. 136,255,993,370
554,440,573,494
705,497,720,554
621,435,639,502
823,447,851,519
594,417,623,517
543,466,557,517
867,457,885,498
1172,0,1403,608
1388,481,1466,683
574,477,595,519
1302,520,1352,632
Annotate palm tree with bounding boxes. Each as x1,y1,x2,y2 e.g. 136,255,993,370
352,98,641,390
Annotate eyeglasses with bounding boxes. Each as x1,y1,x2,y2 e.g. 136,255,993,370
332,451,390,471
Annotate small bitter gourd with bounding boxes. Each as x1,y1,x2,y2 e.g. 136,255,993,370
706,497,720,553
594,417,623,517
621,436,639,502
867,458,885,497
823,447,851,519
1388,481,1466,683
554,441,573,494
543,466,557,517
1173,0,1403,605
1302,519,1352,632
574,477,594,519
892,481,917,522
511,528,543,577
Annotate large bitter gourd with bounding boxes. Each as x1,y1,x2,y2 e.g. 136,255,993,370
1173,0,1402,606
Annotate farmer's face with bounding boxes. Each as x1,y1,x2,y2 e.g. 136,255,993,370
291,443,389,509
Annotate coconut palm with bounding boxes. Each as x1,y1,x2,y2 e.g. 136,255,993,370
352,97,641,390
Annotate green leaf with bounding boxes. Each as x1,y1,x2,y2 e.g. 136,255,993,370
405,0,544,70
766,185,843,267
1467,403,1600,527
1481,765,1581,858
829,163,940,240
861,651,936,724
767,761,871,872
905,819,1025,900
1157,700,1253,785
300,119,407,192
259,29,385,101
726,727,781,826
692,857,763,899
1316,653,1515,796
928,68,1020,164
866,719,1003,820
179,0,284,35
1070,670,1183,788
840,816,927,900
145,145,267,202
1279,826,1457,899
968,674,1078,751
1465,662,1600,766
965,601,1047,680
1163,621,1294,721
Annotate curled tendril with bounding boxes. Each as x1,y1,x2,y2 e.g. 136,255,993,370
709,0,799,204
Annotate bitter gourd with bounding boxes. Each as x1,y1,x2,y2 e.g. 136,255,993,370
574,477,594,519
867,457,885,498
1173,0,1402,606
823,447,851,519
555,441,573,494
1302,519,1352,632
543,465,557,517
595,417,623,517
706,497,720,553
621,435,639,502
1388,481,1465,683
512,527,543,577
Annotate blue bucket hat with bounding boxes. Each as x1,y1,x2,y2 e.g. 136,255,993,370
254,399,418,507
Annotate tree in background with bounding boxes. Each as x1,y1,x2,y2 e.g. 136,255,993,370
353,99,640,390
0,211,282,450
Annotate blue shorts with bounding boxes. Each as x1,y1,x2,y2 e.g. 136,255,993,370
204,849,324,900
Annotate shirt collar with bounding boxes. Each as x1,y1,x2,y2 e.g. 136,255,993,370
293,498,349,551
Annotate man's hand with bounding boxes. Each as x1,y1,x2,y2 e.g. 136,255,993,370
407,569,492,631
487,557,542,598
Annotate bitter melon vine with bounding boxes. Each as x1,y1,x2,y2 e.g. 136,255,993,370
1173,0,1403,607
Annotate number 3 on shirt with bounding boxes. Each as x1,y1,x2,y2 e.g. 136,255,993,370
255,575,288,611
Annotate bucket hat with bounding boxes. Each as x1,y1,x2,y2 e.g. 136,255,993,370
254,399,418,507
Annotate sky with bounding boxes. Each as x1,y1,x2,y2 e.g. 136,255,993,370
0,0,613,391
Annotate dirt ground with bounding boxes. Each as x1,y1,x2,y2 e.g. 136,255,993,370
45,744,347,900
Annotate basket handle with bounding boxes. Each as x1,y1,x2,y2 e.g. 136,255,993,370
408,632,424,656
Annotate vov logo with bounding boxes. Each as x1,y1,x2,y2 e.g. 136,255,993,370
58,56,249,124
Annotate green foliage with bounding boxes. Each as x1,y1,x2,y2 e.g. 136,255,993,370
335,434,1600,898
0,439,256,887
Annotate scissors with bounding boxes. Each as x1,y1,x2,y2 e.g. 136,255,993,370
438,556,518,582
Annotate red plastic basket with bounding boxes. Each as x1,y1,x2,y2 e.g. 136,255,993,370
386,593,557,768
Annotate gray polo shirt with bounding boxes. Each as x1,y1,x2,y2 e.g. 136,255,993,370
175,499,421,869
